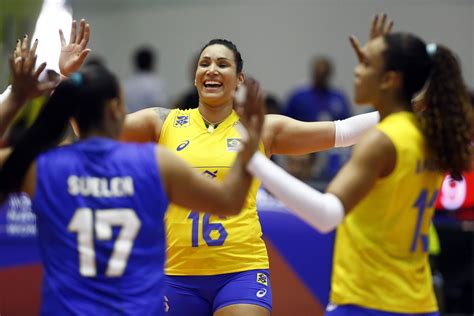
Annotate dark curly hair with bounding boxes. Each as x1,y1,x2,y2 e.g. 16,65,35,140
383,33,473,180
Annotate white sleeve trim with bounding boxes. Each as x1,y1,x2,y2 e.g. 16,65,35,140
334,111,380,147
248,152,344,233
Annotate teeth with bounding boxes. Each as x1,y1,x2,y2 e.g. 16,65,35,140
204,81,222,87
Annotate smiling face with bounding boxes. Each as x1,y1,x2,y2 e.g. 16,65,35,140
195,44,244,107
353,37,387,107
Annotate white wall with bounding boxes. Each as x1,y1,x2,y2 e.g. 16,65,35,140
72,0,474,110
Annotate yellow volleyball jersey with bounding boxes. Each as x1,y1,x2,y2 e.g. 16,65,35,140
159,108,269,275
330,112,443,313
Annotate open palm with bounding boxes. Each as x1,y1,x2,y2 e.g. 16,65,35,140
59,19,91,76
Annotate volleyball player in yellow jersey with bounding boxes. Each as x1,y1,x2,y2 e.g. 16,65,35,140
120,36,383,315
247,15,474,316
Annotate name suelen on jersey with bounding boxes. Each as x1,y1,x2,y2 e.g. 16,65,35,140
67,175,135,197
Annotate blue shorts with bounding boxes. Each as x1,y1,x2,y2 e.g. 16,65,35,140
163,269,272,316
325,304,439,316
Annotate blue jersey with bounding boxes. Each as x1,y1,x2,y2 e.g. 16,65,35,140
32,138,168,316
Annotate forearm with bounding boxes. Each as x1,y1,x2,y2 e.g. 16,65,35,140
247,152,344,233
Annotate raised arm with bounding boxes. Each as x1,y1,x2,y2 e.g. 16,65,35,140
0,36,55,138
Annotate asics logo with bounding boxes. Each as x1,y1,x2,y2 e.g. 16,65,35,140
256,288,267,298
177,140,190,151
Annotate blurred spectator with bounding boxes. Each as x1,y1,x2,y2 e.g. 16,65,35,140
174,53,200,110
124,46,168,112
265,94,281,115
284,56,353,182
84,55,106,68
284,56,351,122
280,153,327,191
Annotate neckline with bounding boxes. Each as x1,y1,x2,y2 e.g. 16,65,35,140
198,110,235,134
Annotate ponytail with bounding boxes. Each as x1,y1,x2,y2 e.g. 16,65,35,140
383,34,473,180
0,80,81,202
421,45,473,179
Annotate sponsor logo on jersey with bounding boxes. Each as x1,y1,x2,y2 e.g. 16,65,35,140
176,140,190,151
174,115,190,127
226,138,241,152
256,272,268,286
256,288,267,298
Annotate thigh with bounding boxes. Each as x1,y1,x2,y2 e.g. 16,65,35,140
213,270,272,316
163,276,212,316
214,304,271,316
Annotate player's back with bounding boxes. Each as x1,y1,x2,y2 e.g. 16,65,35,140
331,112,443,313
32,137,168,316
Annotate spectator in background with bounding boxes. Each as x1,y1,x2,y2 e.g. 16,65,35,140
174,53,200,110
124,46,168,113
284,56,351,122
284,57,353,182
84,55,106,68
265,94,281,115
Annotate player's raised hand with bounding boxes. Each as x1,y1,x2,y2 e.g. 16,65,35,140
10,35,56,103
350,13,394,63
59,19,91,76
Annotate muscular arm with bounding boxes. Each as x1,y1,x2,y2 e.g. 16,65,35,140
262,111,380,156
262,114,335,156
119,107,171,143
157,146,252,216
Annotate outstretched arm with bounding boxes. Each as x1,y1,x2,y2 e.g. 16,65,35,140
263,111,379,156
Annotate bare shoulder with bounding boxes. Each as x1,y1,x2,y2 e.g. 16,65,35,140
122,107,174,142
151,107,172,123
354,128,394,156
